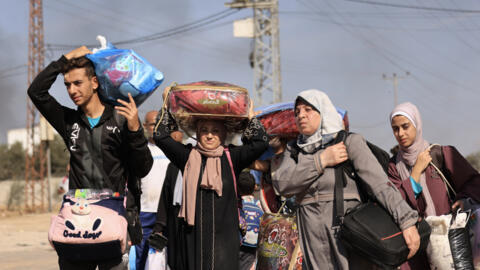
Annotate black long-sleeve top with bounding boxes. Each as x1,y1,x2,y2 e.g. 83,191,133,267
27,56,152,192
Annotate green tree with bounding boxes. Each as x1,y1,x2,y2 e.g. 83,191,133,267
0,142,25,180
466,152,480,172
50,135,69,176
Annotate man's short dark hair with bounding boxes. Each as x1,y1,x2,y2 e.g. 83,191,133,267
237,170,255,196
62,56,96,78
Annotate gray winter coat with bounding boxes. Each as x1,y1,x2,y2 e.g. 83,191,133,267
271,133,418,270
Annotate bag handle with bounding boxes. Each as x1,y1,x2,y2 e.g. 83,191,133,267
428,144,456,198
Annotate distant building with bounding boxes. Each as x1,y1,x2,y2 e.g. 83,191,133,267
7,126,40,154
7,124,57,154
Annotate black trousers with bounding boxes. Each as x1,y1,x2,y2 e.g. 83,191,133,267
58,256,125,270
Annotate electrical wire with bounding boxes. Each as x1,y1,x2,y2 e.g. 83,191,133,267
345,0,480,13
46,9,239,51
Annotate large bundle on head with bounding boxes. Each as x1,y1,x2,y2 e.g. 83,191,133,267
86,37,164,106
167,81,250,134
256,102,299,139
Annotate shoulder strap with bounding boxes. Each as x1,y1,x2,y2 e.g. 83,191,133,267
429,144,445,172
333,130,349,228
428,144,456,198
224,147,238,198
334,165,345,227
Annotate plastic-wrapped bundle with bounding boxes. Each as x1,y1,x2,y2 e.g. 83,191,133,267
256,102,350,138
167,81,250,133
257,213,302,270
256,102,299,139
86,42,164,106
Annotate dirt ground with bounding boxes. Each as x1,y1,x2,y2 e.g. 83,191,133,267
0,211,59,270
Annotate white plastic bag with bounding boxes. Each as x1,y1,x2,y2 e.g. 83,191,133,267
144,247,169,270
426,211,472,270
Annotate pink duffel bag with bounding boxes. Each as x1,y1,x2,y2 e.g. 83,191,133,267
48,190,128,262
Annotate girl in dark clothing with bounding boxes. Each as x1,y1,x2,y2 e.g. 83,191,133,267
388,102,480,270
152,103,269,270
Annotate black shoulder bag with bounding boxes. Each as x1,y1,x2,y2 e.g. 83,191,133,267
333,132,431,269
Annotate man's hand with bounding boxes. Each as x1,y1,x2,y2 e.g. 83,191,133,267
115,93,140,132
320,142,348,167
65,46,92,60
402,225,420,259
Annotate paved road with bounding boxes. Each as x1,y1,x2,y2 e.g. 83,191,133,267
0,213,58,270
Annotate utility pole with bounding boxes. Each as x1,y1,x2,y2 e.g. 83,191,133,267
226,0,282,105
26,0,46,212
382,72,409,107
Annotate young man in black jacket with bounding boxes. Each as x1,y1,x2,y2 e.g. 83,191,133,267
27,46,153,270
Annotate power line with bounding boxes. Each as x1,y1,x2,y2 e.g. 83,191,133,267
46,9,239,51
0,64,27,76
345,0,480,13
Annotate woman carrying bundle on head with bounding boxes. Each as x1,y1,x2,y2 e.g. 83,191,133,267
152,83,269,270
270,89,421,269
388,102,480,270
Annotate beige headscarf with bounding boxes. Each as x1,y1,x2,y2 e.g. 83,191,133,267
179,142,224,226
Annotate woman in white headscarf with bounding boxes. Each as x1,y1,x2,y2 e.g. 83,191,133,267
271,89,420,269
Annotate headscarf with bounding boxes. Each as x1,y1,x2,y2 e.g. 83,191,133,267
179,141,224,226
295,89,343,153
390,102,436,216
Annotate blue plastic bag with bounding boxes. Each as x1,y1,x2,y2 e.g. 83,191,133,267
86,43,164,106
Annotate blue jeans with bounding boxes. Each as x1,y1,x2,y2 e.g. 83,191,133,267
135,212,157,270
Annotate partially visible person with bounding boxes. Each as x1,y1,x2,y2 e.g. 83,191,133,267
134,110,171,270
149,129,186,270
250,136,289,214
271,89,421,270
388,102,480,270
27,46,153,270
152,88,269,270
237,170,264,270
57,164,70,195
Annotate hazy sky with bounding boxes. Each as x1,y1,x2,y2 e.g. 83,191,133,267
1,0,480,155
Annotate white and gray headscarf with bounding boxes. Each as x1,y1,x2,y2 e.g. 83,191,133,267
295,89,343,153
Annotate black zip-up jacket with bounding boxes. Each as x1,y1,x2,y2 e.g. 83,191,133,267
27,56,153,193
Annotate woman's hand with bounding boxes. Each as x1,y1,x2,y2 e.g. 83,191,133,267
452,200,464,211
402,225,420,259
319,142,348,167
411,149,432,182
115,93,140,132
